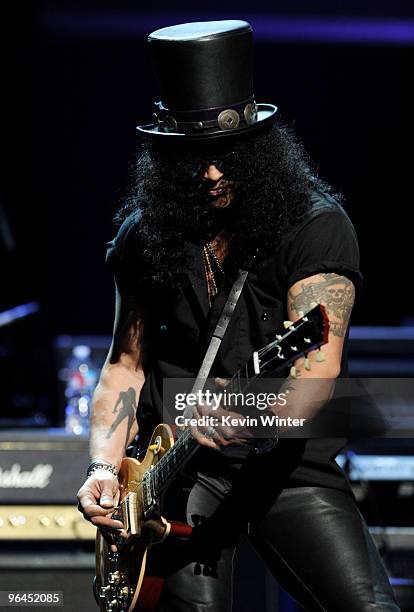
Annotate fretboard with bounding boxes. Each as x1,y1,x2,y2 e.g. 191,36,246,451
147,304,327,497
149,353,258,495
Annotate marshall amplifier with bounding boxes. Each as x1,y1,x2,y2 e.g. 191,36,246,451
0,429,89,504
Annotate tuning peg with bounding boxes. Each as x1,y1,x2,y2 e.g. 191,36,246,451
304,337,311,344
283,320,294,329
275,334,282,340
304,357,311,370
290,366,297,379
290,345,298,352
298,310,304,317
316,350,326,362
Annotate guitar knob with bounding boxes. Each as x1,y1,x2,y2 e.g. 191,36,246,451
108,571,121,585
100,585,112,599
119,586,130,598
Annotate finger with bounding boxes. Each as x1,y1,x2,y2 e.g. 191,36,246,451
99,528,125,553
197,402,214,419
82,503,121,522
99,525,128,539
214,377,230,389
99,481,117,508
218,427,250,444
183,403,199,421
189,424,220,450
91,515,125,531
194,423,231,450
78,496,111,518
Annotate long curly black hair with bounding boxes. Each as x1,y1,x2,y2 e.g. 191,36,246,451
115,120,340,288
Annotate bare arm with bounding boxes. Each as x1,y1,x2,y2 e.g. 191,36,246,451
192,272,356,448
77,281,144,538
269,272,355,426
89,282,144,468
287,272,355,378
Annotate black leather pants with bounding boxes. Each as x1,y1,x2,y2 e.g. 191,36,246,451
155,469,400,612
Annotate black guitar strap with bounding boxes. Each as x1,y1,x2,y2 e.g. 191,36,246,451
191,267,278,455
126,269,249,459
191,268,248,394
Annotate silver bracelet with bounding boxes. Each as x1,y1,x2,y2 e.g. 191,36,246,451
86,460,118,478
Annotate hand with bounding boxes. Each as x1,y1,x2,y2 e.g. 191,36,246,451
187,378,254,451
77,469,127,551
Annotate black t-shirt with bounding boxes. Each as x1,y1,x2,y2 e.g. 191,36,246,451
106,190,363,493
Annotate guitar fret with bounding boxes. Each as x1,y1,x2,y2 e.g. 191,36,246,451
151,430,197,493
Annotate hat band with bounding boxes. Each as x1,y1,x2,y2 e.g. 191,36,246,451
152,98,258,133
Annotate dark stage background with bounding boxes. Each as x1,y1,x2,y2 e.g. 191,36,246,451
1,3,414,611
2,0,413,337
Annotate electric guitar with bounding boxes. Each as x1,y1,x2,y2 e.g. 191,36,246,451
94,304,329,611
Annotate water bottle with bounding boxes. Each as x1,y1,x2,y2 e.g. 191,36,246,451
64,345,98,435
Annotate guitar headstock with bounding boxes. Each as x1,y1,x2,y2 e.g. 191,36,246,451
258,304,329,374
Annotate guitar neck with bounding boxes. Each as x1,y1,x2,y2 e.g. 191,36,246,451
224,354,258,396
150,428,198,493
150,359,253,495
150,304,328,496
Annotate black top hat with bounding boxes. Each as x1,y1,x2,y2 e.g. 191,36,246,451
136,20,278,142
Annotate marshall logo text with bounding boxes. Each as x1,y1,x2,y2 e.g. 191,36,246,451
0,464,53,488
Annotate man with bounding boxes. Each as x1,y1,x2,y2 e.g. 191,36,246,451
77,20,400,611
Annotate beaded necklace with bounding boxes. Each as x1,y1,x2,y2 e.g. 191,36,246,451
202,241,225,306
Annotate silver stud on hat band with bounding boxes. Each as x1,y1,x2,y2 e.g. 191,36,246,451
152,100,258,133
217,109,240,130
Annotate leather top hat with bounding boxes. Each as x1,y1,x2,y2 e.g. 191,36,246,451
136,20,278,142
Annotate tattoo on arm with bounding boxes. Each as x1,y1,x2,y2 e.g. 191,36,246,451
106,387,137,448
288,273,355,337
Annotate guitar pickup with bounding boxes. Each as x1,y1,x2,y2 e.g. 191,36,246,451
124,492,139,535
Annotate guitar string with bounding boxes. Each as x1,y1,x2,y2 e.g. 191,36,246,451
150,328,310,491
120,315,323,526
144,317,321,503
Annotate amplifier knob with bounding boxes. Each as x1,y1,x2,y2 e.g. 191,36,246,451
39,515,51,527
0,517,4,527
55,516,66,526
8,515,25,526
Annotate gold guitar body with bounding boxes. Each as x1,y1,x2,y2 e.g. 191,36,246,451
95,424,176,612
94,305,329,610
